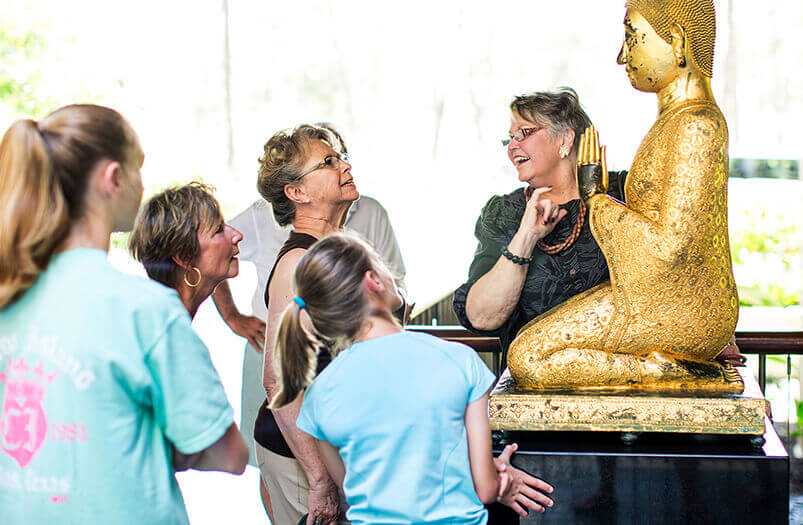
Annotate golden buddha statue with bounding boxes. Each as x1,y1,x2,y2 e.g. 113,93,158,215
507,0,742,393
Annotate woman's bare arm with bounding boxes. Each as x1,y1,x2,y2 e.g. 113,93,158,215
466,189,565,330
262,250,340,523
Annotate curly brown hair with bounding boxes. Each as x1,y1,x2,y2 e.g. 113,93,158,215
256,124,342,226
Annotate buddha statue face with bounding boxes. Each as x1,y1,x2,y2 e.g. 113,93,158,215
617,8,680,93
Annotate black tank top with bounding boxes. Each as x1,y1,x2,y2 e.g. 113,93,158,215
254,232,332,457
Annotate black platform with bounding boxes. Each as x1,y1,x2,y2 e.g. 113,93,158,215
488,418,789,524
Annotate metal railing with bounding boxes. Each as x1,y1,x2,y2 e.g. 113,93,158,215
408,326,803,393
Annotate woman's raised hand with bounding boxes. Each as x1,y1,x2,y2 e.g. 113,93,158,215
520,187,568,242
576,126,608,201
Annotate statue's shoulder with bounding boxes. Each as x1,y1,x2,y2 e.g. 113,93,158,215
667,100,727,137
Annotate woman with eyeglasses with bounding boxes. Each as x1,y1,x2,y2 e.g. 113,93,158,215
253,124,400,525
452,88,627,372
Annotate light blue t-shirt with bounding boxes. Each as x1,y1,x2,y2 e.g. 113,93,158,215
0,249,234,524
297,331,496,525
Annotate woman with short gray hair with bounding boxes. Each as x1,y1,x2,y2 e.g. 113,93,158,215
453,88,627,369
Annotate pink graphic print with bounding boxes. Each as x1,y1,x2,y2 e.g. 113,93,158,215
0,358,56,468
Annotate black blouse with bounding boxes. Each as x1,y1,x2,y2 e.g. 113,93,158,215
452,172,627,365
254,231,331,458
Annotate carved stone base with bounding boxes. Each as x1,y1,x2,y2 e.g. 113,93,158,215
489,367,766,435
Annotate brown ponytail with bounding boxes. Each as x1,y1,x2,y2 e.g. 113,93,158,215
0,105,135,310
270,232,400,408
270,303,321,408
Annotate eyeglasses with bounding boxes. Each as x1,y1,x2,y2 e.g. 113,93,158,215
298,152,350,179
501,127,541,147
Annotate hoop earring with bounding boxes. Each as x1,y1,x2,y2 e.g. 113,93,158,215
559,145,570,159
184,267,202,288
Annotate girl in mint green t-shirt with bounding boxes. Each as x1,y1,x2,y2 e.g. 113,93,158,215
0,105,248,524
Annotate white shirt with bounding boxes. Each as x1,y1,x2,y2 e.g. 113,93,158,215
228,196,407,320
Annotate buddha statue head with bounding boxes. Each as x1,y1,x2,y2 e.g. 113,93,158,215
618,0,716,93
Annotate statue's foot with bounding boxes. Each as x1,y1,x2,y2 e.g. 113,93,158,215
640,352,744,395
509,347,744,395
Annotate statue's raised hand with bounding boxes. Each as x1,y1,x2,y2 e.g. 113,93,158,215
576,126,608,202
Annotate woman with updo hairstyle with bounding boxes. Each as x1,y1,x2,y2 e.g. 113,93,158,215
270,232,554,524
253,123,398,525
453,88,627,368
0,105,247,523
129,182,244,319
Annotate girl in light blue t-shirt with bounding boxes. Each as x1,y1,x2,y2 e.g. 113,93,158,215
270,233,554,525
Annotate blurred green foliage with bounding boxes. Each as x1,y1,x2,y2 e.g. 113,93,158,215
0,24,56,118
730,213,800,307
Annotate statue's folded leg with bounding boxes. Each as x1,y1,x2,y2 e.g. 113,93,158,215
508,283,742,393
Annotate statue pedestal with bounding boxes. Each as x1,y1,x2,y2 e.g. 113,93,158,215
489,367,766,435
486,368,787,523
486,421,789,524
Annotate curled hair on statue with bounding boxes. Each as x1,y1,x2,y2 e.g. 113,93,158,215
269,232,399,408
625,0,716,77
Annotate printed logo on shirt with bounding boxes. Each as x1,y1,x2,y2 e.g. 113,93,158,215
0,328,95,504
0,357,55,469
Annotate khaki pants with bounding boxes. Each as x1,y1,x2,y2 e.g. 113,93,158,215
255,442,350,524
255,442,309,524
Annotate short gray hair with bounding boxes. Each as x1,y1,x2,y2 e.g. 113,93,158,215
510,87,592,154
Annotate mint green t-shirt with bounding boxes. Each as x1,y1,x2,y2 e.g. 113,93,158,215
0,249,234,524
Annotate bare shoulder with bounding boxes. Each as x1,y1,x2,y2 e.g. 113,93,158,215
273,248,308,278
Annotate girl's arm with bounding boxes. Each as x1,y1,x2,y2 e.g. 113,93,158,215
464,391,500,504
466,391,556,514
316,439,346,493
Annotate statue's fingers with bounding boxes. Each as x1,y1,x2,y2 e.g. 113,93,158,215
577,130,585,163
581,128,590,163
601,145,608,189
592,128,600,163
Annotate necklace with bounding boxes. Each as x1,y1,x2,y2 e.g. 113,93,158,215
535,200,586,254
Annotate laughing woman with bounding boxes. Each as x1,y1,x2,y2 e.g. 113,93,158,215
453,88,626,368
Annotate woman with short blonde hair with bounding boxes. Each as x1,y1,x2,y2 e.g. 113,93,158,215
129,182,243,318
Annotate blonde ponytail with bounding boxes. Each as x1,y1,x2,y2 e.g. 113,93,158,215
0,104,135,310
270,302,320,408
0,120,69,309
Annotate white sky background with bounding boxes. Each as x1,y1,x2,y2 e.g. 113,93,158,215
4,0,802,307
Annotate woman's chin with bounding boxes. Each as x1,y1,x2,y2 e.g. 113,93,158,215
228,258,239,277
345,187,360,201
